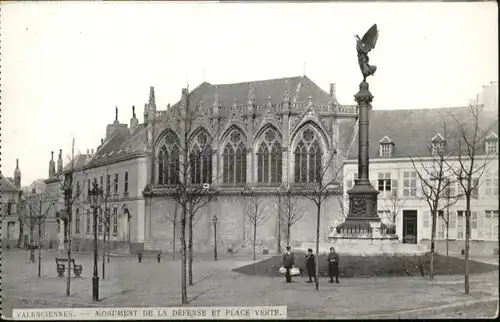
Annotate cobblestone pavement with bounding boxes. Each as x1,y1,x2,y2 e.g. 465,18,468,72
2,250,499,319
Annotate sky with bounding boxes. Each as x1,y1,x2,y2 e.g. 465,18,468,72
1,1,498,187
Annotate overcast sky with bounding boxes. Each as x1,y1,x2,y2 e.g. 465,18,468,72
2,1,498,186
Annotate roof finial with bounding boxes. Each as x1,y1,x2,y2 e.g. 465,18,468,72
132,105,135,118
115,106,118,121
303,61,306,76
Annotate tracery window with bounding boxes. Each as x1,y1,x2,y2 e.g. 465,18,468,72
223,130,247,184
294,128,322,183
190,131,212,184
257,129,282,184
158,132,180,186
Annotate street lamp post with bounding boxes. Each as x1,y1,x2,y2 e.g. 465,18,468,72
212,215,218,261
89,182,102,302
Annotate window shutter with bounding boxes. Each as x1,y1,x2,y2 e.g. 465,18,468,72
391,179,398,197
478,211,484,239
423,211,430,228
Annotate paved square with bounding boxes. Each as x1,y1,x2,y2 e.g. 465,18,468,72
2,250,498,319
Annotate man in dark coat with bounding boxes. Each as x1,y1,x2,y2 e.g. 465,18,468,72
305,248,316,284
282,245,295,283
327,247,340,283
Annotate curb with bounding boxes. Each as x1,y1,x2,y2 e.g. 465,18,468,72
343,297,499,319
9,296,101,308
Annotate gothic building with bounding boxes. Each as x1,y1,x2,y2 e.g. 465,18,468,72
44,75,359,253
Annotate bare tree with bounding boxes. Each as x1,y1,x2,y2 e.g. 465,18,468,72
437,182,460,270
24,187,53,277
97,167,122,280
409,119,459,279
54,141,88,296
143,87,226,304
379,193,409,230
298,148,342,291
157,199,179,260
278,189,304,246
446,104,497,294
244,190,269,261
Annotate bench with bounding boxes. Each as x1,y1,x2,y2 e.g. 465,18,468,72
227,248,236,256
55,258,83,278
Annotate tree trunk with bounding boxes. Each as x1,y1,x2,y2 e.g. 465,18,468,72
315,203,321,291
29,224,35,262
430,207,438,280
287,224,291,246
445,209,450,272
188,214,194,286
172,221,177,260
18,219,24,248
253,223,257,261
465,195,471,294
66,217,72,296
180,204,188,304
107,229,110,263
102,231,106,280
38,221,42,277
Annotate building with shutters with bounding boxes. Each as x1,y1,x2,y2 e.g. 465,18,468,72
341,104,499,256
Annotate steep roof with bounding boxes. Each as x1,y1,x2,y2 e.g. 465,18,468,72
167,75,331,113
0,173,20,192
343,106,499,160
87,123,148,166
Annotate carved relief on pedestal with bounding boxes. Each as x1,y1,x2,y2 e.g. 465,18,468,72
351,197,366,217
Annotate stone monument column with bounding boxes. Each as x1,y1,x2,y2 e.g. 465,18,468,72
336,81,380,235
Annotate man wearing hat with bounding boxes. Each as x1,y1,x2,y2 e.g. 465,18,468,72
282,245,295,283
327,247,340,283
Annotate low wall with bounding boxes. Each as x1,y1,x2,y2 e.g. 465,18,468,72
420,239,499,257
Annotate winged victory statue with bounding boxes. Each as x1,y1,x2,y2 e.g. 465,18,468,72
355,24,379,82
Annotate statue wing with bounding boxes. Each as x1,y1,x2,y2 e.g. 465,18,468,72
361,24,379,52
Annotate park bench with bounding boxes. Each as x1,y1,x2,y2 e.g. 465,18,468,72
227,248,236,256
55,257,83,279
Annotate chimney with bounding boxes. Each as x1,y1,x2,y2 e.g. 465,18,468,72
57,149,63,174
49,151,56,178
101,138,104,145
114,106,119,123
330,83,337,101
87,149,90,156
130,105,139,133
14,158,21,189
91,149,94,155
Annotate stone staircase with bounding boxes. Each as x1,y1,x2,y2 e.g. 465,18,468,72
108,245,131,257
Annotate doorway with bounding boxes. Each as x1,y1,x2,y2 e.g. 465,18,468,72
402,210,418,244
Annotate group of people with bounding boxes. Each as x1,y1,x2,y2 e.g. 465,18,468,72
282,246,340,284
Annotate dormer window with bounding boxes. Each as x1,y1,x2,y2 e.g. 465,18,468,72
431,133,445,156
485,132,498,155
379,135,394,157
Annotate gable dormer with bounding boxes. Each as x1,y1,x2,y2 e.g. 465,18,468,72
379,135,394,157
431,133,445,155
485,132,498,155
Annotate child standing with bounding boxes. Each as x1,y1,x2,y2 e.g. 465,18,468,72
305,248,316,284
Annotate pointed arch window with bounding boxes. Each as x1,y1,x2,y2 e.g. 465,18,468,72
294,128,322,184
158,132,180,186
257,129,283,184
190,132,212,184
223,130,247,184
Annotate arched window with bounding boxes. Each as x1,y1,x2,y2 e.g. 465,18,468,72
294,128,322,183
223,130,247,184
158,132,180,186
257,129,282,184
190,132,213,184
